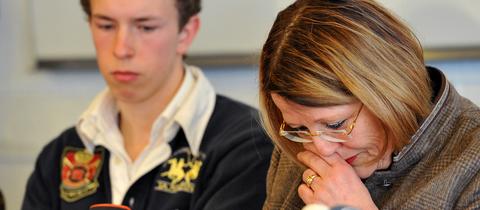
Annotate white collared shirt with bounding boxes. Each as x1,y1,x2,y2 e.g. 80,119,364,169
76,65,216,204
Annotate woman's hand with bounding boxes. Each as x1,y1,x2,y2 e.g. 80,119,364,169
297,150,378,210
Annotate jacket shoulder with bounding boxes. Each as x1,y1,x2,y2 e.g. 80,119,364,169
22,127,86,210
39,127,85,159
212,95,259,121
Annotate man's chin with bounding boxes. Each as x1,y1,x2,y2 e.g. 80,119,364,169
112,89,140,103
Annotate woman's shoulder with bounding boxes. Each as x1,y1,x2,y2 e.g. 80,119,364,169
452,96,480,148
455,166,480,209
263,146,305,210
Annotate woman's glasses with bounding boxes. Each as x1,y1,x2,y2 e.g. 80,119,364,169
279,104,363,143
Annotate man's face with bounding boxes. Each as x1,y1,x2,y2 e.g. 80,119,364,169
89,0,195,103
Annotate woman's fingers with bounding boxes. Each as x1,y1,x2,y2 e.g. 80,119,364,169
297,151,330,173
298,183,315,204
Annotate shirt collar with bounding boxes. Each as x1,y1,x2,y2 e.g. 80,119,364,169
76,64,216,156
149,64,216,156
174,65,216,156
76,88,120,152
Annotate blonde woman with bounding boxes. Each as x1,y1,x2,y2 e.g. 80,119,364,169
259,0,480,209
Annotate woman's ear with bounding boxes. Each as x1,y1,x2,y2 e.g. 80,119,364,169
177,15,200,55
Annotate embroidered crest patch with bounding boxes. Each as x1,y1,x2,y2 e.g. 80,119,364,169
155,148,205,193
60,147,104,202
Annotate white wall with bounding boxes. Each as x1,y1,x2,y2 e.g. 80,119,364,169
1,1,480,210
32,0,480,60
32,0,295,59
378,0,480,48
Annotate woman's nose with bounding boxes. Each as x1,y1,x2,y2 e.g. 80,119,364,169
309,135,341,156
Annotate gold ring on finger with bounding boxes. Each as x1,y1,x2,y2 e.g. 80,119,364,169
305,174,317,188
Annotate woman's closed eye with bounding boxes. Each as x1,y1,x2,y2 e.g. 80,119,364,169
289,125,309,132
326,119,347,129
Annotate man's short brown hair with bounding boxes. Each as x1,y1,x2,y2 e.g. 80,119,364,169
80,0,201,29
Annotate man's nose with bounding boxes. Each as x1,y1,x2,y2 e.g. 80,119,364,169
113,28,134,59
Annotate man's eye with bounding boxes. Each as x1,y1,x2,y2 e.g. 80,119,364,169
139,25,157,32
96,24,114,30
326,119,346,129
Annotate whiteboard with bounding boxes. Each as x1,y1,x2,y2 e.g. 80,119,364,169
32,0,480,61
32,0,294,60
378,0,480,49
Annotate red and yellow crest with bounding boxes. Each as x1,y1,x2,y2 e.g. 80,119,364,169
60,147,104,202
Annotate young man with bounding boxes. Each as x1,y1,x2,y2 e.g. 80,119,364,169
22,0,272,209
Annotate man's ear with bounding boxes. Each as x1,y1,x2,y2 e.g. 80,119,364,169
177,15,200,55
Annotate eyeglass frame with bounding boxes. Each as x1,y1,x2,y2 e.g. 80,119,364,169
279,104,364,143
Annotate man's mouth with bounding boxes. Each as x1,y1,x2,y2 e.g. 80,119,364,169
112,71,138,82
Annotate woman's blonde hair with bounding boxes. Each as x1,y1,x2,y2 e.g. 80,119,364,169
259,0,433,162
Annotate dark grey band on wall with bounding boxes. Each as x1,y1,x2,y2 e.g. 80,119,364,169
37,47,480,71
424,46,480,61
37,53,261,71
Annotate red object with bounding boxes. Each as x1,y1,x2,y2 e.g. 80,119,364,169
89,203,131,210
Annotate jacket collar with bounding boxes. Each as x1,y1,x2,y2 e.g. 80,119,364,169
375,67,462,176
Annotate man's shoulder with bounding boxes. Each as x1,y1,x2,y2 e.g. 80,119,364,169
49,126,84,147
200,94,270,151
212,94,258,120
206,94,262,133
37,127,85,161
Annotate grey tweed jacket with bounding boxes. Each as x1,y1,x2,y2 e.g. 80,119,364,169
263,68,480,210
